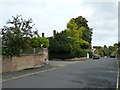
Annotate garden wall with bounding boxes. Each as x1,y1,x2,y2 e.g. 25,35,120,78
1,48,48,74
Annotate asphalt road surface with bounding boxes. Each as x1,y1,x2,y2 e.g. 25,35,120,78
2,57,118,88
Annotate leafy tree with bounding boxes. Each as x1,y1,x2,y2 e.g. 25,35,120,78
102,45,110,56
109,43,118,55
29,37,49,54
49,16,93,59
49,30,88,59
30,37,49,48
93,46,102,49
93,46,103,56
29,37,39,48
93,43,118,57
118,41,120,55
66,16,92,49
2,15,38,57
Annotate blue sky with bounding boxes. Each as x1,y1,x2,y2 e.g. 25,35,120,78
0,0,118,46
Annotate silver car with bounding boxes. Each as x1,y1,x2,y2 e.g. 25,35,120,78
92,54,100,59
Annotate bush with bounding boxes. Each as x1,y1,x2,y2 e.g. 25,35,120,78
88,51,93,58
49,52,72,60
49,48,88,60
73,49,88,57
30,37,49,48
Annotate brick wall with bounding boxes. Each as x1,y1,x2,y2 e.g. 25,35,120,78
1,49,48,73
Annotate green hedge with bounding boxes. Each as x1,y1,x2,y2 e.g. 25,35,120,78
49,49,88,60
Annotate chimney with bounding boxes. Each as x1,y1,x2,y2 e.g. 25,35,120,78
42,33,44,37
53,30,56,37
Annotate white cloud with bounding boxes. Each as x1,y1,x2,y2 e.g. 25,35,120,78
83,0,118,2
0,0,118,46
75,7,94,18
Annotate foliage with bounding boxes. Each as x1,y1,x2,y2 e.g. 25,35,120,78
67,16,93,48
49,36,88,59
118,48,120,54
93,46,102,49
88,51,93,58
30,37,49,48
49,36,71,59
117,41,120,55
29,37,39,48
93,43,118,57
2,15,39,57
94,49,104,56
49,16,93,59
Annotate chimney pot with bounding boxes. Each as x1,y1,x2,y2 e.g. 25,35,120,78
53,30,56,37
42,33,44,37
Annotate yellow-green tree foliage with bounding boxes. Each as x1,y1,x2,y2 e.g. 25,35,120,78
49,16,93,59
66,16,92,49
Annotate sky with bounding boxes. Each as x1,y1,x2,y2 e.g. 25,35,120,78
0,0,119,47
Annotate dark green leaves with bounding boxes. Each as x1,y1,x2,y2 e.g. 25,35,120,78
2,15,38,57
49,16,93,59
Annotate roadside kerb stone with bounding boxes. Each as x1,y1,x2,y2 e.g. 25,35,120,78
50,57,88,61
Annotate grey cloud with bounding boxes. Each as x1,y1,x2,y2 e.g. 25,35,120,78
85,2,118,46
118,1,120,41
0,0,118,46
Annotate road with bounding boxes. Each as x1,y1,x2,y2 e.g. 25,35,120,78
2,57,118,88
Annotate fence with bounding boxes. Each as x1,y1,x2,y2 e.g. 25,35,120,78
21,46,42,55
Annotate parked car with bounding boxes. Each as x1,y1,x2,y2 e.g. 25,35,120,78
110,54,116,58
92,54,100,59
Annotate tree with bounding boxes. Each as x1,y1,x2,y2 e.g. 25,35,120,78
29,37,39,48
93,46,102,49
110,43,118,55
93,46,104,56
2,15,38,57
30,37,49,48
49,30,88,59
49,16,93,59
30,37,49,54
102,45,110,56
66,16,93,49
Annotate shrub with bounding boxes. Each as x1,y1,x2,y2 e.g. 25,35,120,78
30,37,49,48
